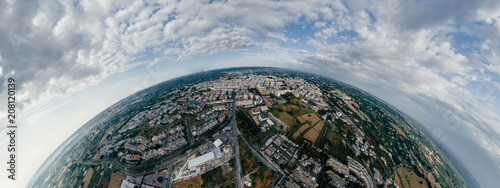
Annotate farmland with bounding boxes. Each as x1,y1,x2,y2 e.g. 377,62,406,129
395,167,428,188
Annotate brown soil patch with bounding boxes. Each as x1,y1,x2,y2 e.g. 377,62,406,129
293,124,310,139
297,116,306,124
427,172,441,188
108,171,123,188
390,123,407,138
239,138,257,175
395,167,428,188
303,129,320,143
253,169,278,188
92,153,101,161
172,175,203,188
297,113,320,125
312,121,324,132
82,167,94,188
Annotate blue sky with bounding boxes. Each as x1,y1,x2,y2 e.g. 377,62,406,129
1,0,500,187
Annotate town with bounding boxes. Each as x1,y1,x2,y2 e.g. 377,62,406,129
40,69,462,188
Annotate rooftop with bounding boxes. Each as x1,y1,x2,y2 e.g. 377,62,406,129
188,152,215,169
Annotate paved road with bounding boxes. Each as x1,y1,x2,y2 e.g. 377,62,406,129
78,143,200,176
230,89,244,188
78,89,252,188
167,164,173,188
185,118,194,145
238,134,284,187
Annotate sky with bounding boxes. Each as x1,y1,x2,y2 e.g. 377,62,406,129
0,0,499,187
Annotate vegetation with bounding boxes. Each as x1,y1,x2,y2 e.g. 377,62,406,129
395,167,429,188
138,127,168,137
236,110,266,148
238,137,278,188
41,67,470,188
201,166,235,188
172,175,203,188
269,109,296,131
238,137,258,175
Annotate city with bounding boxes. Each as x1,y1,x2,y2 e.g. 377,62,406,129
37,68,467,188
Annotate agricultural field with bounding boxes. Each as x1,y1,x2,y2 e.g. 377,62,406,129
427,172,442,188
312,121,324,132
303,128,320,143
296,113,320,125
82,167,94,188
292,123,310,139
395,167,428,188
108,171,123,188
390,123,407,138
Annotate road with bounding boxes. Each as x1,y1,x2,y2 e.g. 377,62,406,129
268,112,287,131
78,142,200,176
184,118,194,145
167,164,173,188
238,134,284,187
230,89,244,188
78,89,246,188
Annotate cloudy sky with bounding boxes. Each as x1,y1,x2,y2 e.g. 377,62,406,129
1,0,500,187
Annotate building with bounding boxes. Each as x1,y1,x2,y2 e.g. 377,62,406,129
327,158,349,175
260,105,269,112
214,139,223,148
258,113,269,121
120,179,136,188
274,97,286,104
188,152,215,169
213,147,222,158
251,107,261,114
266,119,275,126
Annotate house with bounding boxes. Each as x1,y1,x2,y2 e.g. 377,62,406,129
260,105,269,112
258,113,269,121
251,107,261,115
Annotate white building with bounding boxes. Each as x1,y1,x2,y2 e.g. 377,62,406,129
120,179,136,188
188,152,215,169
266,119,274,126
214,139,223,148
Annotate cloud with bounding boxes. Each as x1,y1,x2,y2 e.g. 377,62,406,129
1,0,349,110
292,0,500,187
1,0,500,187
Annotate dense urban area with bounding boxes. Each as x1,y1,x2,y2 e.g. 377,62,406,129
34,68,469,188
